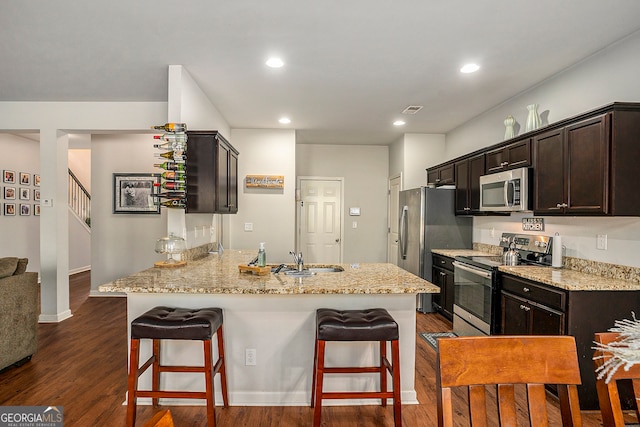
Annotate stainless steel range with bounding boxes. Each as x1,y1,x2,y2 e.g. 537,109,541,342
452,233,554,337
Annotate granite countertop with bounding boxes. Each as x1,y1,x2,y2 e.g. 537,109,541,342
98,249,439,295
431,249,495,258
432,247,640,292
498,265,640,292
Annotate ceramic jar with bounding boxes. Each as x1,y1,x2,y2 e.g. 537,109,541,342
525,104,541,132
504,115,515,140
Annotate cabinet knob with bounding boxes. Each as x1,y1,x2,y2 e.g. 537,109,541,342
440,272,446,277
441,260,446,264
501,161,509,167
523,287,530,293
519,304,531,312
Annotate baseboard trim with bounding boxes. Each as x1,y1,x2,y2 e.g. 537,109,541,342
39,310,73,323
69,265,91,275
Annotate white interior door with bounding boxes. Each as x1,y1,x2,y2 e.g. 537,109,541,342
298,178,342,264
388,174,401,264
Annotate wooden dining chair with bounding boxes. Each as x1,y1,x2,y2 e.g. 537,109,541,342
142,409,174,427
436,335,583,427
593,332,640,427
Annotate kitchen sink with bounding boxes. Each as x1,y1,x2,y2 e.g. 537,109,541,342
307,266,344,273
270,264,344,274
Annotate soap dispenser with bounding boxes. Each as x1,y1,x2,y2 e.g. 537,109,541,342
257,242,266,267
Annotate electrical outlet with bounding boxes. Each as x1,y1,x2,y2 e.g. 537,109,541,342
352,221,358,229
490,227,495,238
596,234,608,250
245,348,256,366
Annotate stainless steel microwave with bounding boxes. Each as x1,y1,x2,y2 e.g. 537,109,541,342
479,167,531,212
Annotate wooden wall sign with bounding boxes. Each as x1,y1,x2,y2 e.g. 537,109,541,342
245,175,284,189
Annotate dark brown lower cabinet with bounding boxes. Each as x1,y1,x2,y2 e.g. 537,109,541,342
432,254,455,320
500,273,640,410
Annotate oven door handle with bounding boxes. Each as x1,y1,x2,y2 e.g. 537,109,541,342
453,261,492,279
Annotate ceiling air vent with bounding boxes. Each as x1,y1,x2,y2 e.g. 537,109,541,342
402,105,423,115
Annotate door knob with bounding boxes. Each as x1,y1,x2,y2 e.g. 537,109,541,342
335,239,340,243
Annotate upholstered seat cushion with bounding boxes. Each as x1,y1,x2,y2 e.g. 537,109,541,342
0,257,19,279
316,308,399,341
131,306,223,340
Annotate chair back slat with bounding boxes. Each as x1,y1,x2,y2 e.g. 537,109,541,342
436,335,583,426
497,384,517,425
468,385,488,427
527,383,550,426
594,332,640,426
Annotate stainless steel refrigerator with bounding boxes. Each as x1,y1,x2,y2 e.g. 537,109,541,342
398,187,472,313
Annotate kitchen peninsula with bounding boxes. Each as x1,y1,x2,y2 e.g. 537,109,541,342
99,249,438,407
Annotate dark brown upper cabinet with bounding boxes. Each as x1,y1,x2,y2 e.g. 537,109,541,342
427,162,455,186
455,154,485,214
485,138,532,174
533,109,640,215
185,130,239,214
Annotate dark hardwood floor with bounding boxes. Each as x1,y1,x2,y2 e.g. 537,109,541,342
0,272,610,426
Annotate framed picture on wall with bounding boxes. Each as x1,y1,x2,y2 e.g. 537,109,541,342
34,174,40,186
4,187,15,200
34,204,40,216
3,170,15,184
20,172,30,185
20,188,30,200
34,189,40,201
20,203,30,216
4,203,16,216
113,173,161,214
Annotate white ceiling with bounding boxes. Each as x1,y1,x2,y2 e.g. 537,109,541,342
2,1,640,145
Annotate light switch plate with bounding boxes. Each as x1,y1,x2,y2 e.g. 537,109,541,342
244,223,253,232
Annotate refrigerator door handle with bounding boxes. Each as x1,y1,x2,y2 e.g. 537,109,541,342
399,206,408,259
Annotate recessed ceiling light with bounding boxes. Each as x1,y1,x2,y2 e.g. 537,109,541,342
393,120,406,126
266,57,284,68
460,63,480,74
279,117,291,124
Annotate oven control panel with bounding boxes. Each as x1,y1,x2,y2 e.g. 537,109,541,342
499,233,551,254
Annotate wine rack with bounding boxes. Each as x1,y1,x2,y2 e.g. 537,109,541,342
151,123,187,209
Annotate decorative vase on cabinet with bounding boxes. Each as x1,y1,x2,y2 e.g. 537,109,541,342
504,115,515,140
525,104,542,132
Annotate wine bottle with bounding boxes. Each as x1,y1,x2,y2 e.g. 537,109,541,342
154,182,186,191
153,141,186,150
154,133,187,143
154,162,186,171
150,191,185,199
151,123,187,132
160,171,185,180
154,151,185,160
158,199,186,208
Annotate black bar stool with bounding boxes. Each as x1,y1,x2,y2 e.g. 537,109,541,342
311,308,402,426
126,306,229,427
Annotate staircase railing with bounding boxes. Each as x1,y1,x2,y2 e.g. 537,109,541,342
68,169,91,227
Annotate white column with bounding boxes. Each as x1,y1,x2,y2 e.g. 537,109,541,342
39,129,71,322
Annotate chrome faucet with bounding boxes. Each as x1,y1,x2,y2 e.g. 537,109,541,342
289,251,304,272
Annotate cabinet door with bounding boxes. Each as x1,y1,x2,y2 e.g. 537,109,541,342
427,168,439,186
216,141,230,213
501,292,529,335
442,269,455,318
438,163,455,185
468,154,485,211
530,304,564,335
564,115,609,214
533,128,565,213
485,147,506,174
504,138,531,170
228,150,238,213
454,160,470,214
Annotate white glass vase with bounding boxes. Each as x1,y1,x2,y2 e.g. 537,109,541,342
525,104,541,132
504,115,515,140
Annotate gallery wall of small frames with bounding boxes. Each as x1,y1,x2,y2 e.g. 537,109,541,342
2,170,40,216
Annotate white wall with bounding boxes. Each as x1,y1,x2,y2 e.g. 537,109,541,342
68,148,91,192
91,134,168,288
296,144,389,263
442,30,640,268
229,129,296,263
0,134,40,272
389,133,446,190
